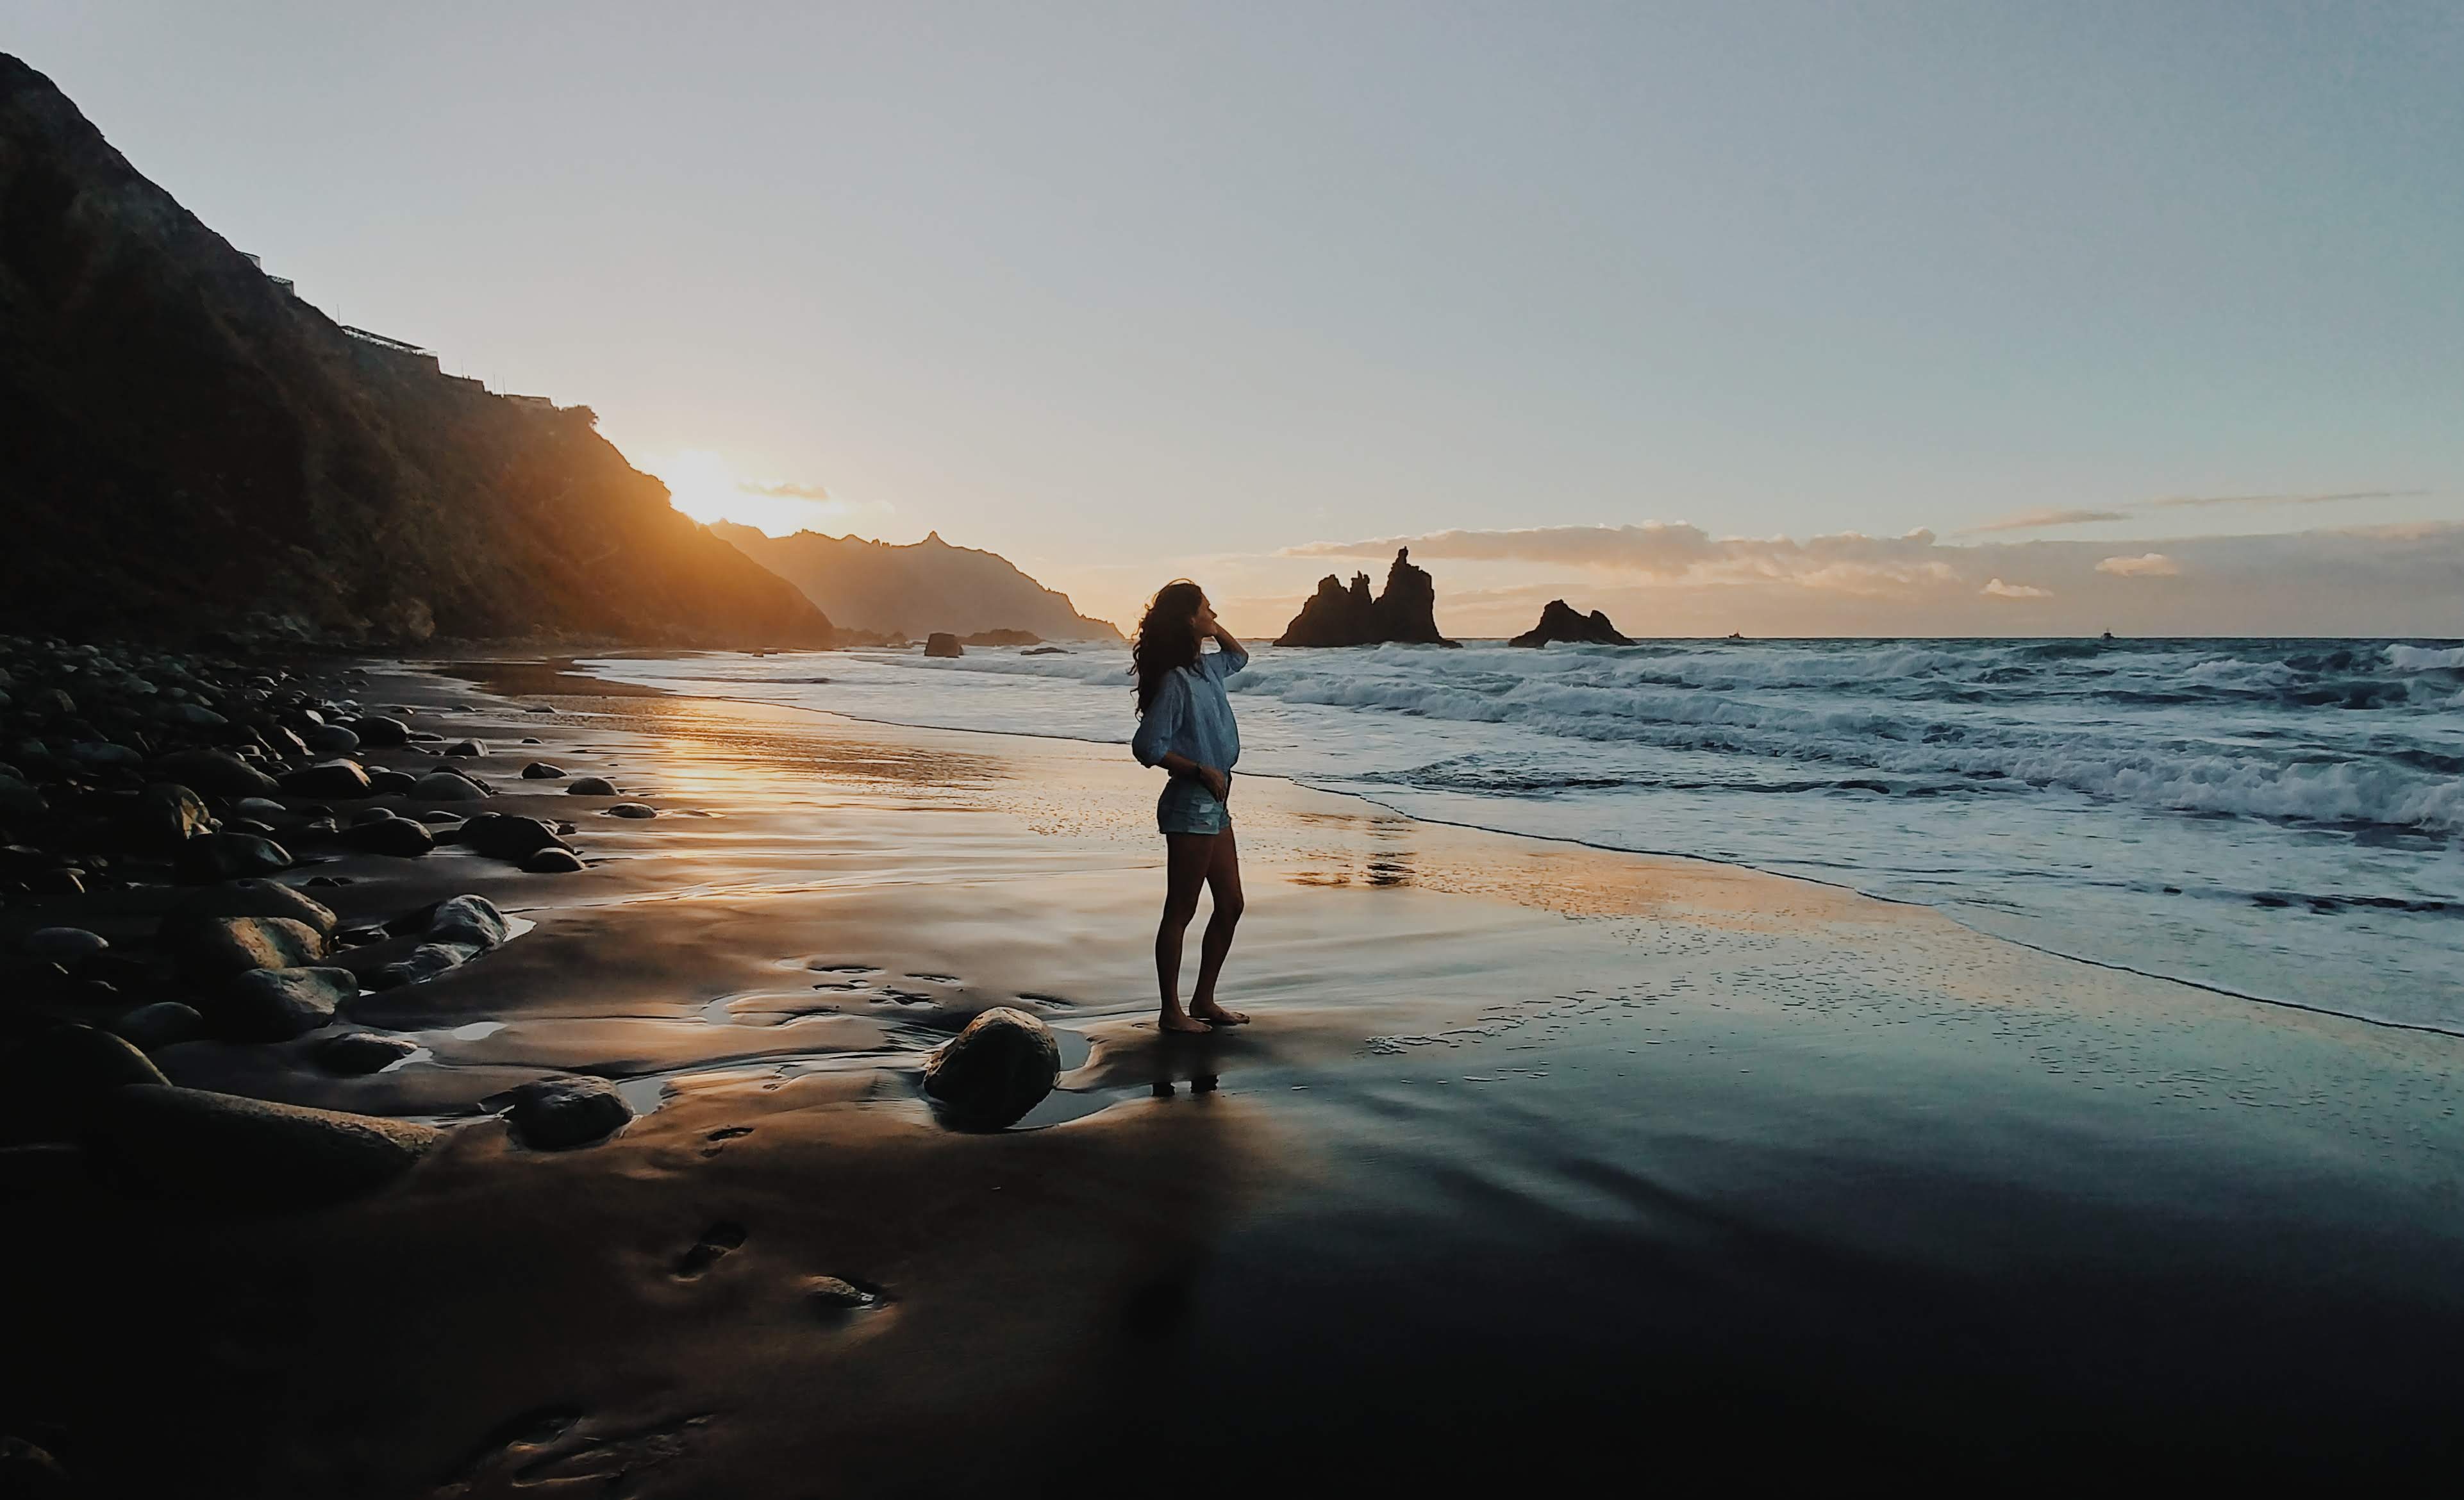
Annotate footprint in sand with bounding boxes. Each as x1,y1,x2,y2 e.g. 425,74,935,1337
699,1125,754,1159
673,1221,747,1278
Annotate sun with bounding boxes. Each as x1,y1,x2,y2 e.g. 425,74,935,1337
647,449,828,537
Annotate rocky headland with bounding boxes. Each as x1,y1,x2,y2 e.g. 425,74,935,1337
713,524,1119,644
1509,599,1635,647
1275,549,1458,647
0,54,832,649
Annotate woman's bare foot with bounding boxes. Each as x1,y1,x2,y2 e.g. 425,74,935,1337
1190,1000,1249,1025
1158,1010,1213,1033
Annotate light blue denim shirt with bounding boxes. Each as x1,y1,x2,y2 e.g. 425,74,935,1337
1131,644,1248,772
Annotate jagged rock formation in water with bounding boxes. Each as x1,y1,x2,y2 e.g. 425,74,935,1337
713,524,1120,642
1276,549,1458,647
0,54,833,646
1510,600,1635,647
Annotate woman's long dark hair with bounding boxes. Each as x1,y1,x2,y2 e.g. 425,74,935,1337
1131,579,1206,715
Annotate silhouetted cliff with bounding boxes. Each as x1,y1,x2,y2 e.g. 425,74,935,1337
712,524,1120,642
1510,600,1633,647
1276,549,1457,647
0,54,833,646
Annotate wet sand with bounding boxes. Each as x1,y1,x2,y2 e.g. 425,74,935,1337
8,658,2463,1492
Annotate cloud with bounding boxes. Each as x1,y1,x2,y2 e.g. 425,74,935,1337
2145,488,2426,510
2096,553,2180,577
1958,507,2131,535
1265,521,2464,637
737,479,835,500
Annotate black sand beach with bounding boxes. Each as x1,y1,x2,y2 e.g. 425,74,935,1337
6,658,2461,1492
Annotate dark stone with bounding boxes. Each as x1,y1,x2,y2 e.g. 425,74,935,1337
522,847,585,874
203,965,353,1040
21,926,106,965
1509,599,1635,648
429,894,512,950
442,739,485,757
302,724,360,756
351,715,412,746
455,812,570,862
86,1085,440,1207
171,878,340,937
0,1435,72,1496
28,867,83,896
804,1274,879,1312
315,1031,418,1074
924,632,964,658
112,999,205,1051
367,767,420,796
520,761,567,779
1276,548,1457,647
279,758,374,798
501,1076,633,1149
1021,646,1067,656
154,747,279,798
0,1024,169,1141
409,770,488,801
606,802,656,819
922,1006,1060,1128
174,831,292,883
567,776,619,796
122,781,210,848
157,914,326,982
344,814,435,857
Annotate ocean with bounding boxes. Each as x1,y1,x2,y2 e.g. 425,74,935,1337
587,638,2464,1033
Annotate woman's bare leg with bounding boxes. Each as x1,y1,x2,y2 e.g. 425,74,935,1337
1156,831,1217,1032
1188,824,1249,1024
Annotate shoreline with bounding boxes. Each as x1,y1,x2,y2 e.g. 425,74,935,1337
5,654,2461,1490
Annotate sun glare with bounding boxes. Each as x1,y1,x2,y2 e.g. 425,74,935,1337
649,448,838,537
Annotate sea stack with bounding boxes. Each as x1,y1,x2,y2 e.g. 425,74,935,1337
1510,600,1635,647
1276,549,1458,647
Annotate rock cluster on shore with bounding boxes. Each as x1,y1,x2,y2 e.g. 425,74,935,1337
1276,549,1459,647
0,635,620,1209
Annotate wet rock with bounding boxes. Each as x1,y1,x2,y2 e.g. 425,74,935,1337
804,1274,879,1312
112,1000,205,1051
27,867,83,896
369,895,512,988
0,1024,169,1141
22,927,106,966
158,914,326,982
442,738,486,757
174,830,292,883
232,795,288,821
455,812,570,862
315,1031,418,1074
350,715,412,747
367,767,420,796
69,740,144,769
1509,599,1635,648
171,878,339,938
409,770,488,801
922,1006,1060,1127
0,1435,72,1496
87,1085,440,1207
607,802,656,819
156,747,279,798
122,781,210,847
344,813,435,857
522,847,585,874
924,632,964,658
520,761,566,779
567,776,619,796
501,1076,632,1149
279,758,374,799
302,724,360,756
203,965,354,1041
1276,547,1458,647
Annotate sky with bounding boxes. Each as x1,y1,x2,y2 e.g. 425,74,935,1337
11,1,2462,635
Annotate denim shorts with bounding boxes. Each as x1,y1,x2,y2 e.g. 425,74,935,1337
1157,776,1230,835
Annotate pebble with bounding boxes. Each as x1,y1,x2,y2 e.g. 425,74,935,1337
203,965,354,1041
314,1031,419,1075
112,1000,206,1052
21,927,107,966
501,1076,633,1150
522,847,585,874
520,762,566,779
566,776,619,796
607,802,657,819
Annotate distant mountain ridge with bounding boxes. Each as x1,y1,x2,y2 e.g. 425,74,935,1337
0,53,833,646
712,524,1122,642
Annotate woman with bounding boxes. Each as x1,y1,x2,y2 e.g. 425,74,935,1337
1129,580,1253,1033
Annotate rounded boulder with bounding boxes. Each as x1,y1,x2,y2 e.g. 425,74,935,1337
922,1006,1060,1128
